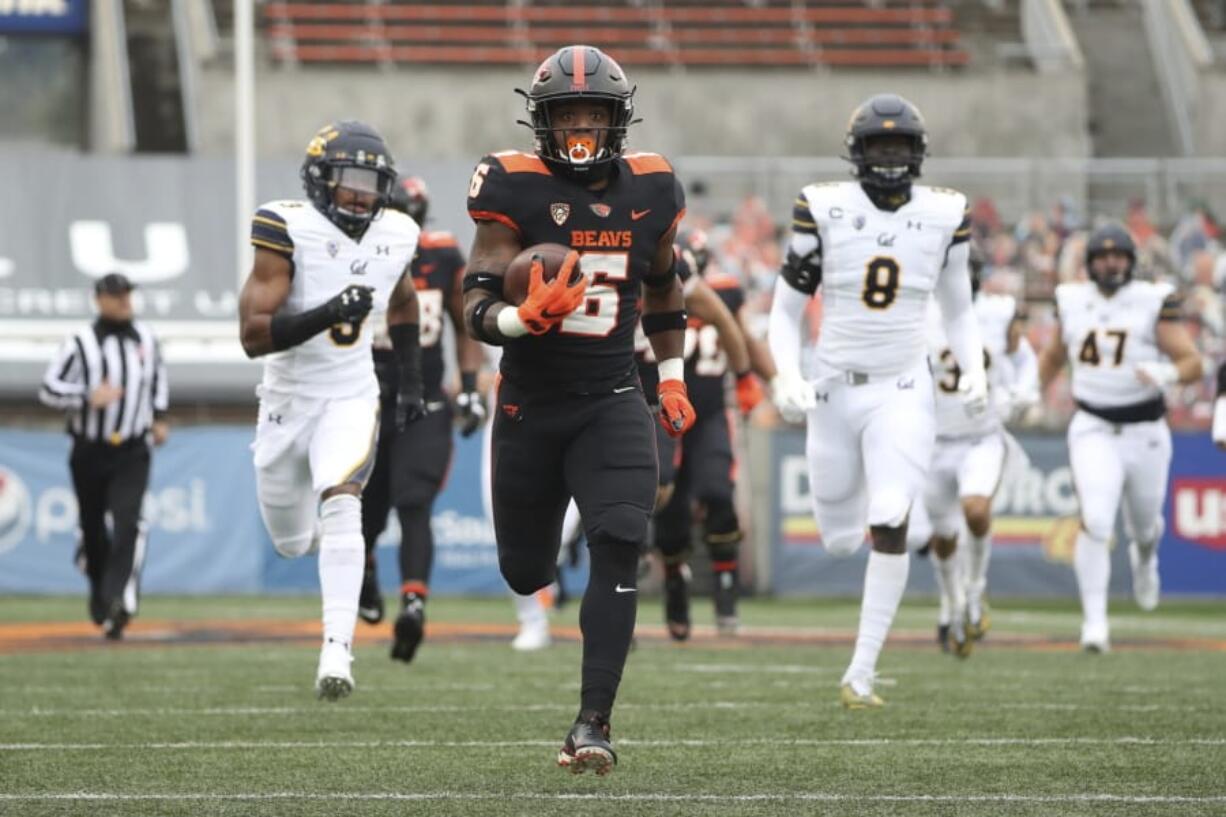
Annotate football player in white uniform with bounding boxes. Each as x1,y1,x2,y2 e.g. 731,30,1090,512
921,248,1038,655
769,94,988,708
239,121,426,699
1039,223,1202,652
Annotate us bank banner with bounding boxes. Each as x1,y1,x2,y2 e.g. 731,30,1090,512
768,428,1226,597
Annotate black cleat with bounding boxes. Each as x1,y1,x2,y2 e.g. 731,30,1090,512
557,711,616,776
102,600,129,641
390,593,425,663
664,564,691,641
937,623,951,653
358,564,384,625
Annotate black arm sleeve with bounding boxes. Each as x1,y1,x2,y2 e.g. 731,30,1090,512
780,243,822,295
269,302,336,352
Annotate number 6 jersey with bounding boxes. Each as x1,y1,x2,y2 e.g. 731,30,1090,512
792,182,969,377
251,200,420,400
1055,279,1179,408
467,150,685,394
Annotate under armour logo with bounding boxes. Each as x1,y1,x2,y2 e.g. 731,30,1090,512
376,245,390,255
267,413,283,424
907,220,922,230
350,259,368,275
815,392,829,402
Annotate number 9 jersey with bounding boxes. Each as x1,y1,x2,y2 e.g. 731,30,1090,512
251,200,420,400
467,150,685,393
791,182,969,377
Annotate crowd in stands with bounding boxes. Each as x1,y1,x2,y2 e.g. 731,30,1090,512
686,190,1225,432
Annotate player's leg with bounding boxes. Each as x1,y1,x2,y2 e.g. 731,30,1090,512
957,432,1008,638
387,405,453,663
357,392,397,626
805,385,869,559
1120,420,1173,612
653,434,693,641
843,366,935,705
924,442,966,654
1068,412,1126,652
560,390,657,775
689,410,742,635
308,395,381,700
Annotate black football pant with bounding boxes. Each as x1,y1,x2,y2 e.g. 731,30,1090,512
655,409,742,566
361,394,453,594
70,439,150,624
491,378,657,717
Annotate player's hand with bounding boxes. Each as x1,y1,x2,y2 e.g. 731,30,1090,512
395,374,426,431
325,284,375,323
1135,361,1179,388
151,420,170,447
735,371,765,416
960,368,990,418
770,370,816,423
658,379,696,438
1000,385,1040,425
455,389,487,437
517,251,587,335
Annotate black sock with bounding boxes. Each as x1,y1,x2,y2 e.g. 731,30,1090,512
396,504,434,586
579,541,639,718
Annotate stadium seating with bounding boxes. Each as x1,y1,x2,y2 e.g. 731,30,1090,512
259,1,968,69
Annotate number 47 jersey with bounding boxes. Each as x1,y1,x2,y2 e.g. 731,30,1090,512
794,182,969,377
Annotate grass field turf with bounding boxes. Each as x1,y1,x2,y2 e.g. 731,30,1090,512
0,595,1224,816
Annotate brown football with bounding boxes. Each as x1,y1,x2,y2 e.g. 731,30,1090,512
502,243,583,306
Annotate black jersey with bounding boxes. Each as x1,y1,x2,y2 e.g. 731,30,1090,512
684,273,746,416
634,246,694,398
373,229,465,401
468,150,686,394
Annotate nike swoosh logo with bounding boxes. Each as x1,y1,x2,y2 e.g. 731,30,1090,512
613,386,636,393
631,209,651,221
615,584,637,593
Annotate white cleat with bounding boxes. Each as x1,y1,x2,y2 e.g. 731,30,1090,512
1080,620,1110,654
315,639,355,701
511,620,551,652
1129,543,1160,612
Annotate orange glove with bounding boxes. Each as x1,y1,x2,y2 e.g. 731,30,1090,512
657,379,696,438
517,251,587,335
735,371,765,416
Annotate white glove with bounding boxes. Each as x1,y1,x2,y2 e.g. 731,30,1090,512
1000,385,1040,425
960,368,989,419
1135,361,1179,389
771,370,817,424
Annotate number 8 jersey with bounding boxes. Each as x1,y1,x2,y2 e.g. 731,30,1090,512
467,150,685,393
793,182,969,377
251,200,420,400
1055,279,1178,408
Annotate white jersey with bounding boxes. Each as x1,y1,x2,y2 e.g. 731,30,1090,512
1056,279,1176,408
799,181,968,377
253,201,419,400
928,293,1017,437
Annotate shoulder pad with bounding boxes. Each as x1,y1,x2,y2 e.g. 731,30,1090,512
623,152,674,175
490,150,550,175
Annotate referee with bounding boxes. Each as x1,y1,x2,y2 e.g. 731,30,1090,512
38,272,169,639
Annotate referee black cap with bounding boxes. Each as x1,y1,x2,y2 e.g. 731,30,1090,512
94,273,136,295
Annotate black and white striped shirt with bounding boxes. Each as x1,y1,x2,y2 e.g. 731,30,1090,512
39,321,169,445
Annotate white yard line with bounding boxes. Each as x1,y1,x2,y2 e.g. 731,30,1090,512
0,792,1223,804
1,737,1223,751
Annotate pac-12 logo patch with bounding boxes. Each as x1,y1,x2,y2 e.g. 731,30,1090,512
550,203,571,226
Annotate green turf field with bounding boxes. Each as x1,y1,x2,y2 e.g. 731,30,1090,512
0,594,1224,816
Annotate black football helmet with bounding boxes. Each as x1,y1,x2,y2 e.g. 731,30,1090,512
844,94,928,194
679,228,712,276
388,175,429,225
300,120,397,235
517,45,637,179
1085,222,1136,294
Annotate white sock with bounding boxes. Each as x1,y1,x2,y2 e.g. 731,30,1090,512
843,550,910,685
933,553,963,627
319,494,365,649
1074,530,1110,631
966,529,991,601
512,590,548,628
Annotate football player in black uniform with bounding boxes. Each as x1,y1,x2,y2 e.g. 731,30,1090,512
359,175,486,663
654,231,775,640
464,45,694,776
